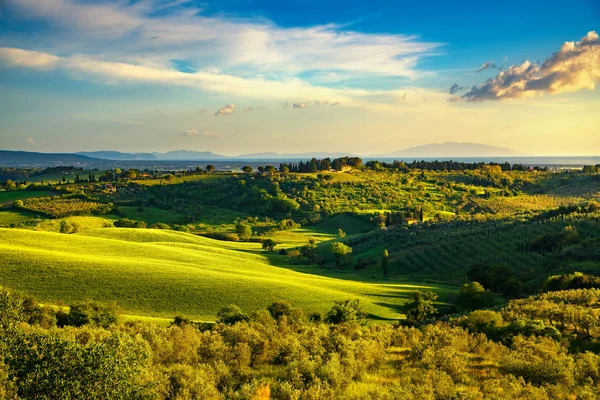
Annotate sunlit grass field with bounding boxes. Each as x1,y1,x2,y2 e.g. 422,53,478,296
0,227,456,321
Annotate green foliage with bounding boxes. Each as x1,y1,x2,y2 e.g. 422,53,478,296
381,249,389,277
403,291,438,325
114,218,147,228
62,300,118,328
325,299,367,324
261,238,277,252
235,222,252,241
19,197,112,218
217,304,249,324
544,272,600,292
2,286,600,398
331,242,352,267
456,281,495,311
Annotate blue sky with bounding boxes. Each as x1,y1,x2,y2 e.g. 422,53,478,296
0,0,598,155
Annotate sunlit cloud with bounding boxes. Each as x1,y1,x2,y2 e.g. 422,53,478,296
0,47,59,69
3,0,440,80
182,128,199,136
214,104,238,116
464,31,600,101
203,129,222,138
26,137,35,144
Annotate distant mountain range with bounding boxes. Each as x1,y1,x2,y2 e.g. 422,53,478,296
76,150,355,161
376,142,524,158
77,151,158,160
1,142,525,166
0,150,96,163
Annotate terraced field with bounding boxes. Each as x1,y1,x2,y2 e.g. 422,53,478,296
0,228,456,321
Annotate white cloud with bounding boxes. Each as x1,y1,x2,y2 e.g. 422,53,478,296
203,129,221,138
3,0,440,80
0,48,59,69
26,137,34,144
214,104,238,116
182,128,199,136
464,31,600,101
182,128,221,138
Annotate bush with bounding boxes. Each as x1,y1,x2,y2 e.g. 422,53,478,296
325,299,366,324
456,282,495,311
217,305,249,325
114,218,147,228
151,222,171,229
62,300,118,328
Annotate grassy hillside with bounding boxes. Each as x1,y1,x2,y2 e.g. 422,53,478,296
0,228,456,321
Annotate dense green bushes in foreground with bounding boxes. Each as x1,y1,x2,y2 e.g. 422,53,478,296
1,286,600,399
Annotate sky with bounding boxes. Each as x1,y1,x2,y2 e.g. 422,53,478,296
0,0,598,156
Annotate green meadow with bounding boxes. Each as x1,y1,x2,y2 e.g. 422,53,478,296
0,227,456,321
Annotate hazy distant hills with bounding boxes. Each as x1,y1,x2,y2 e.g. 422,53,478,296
77,151,158,160
377,142,524,158
1,143,525,167
78,150,355,160
0,150,96,163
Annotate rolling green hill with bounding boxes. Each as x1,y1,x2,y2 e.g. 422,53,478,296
0,228,456,321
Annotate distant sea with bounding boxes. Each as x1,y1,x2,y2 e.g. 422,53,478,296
371,156,600,168
1,156,598,171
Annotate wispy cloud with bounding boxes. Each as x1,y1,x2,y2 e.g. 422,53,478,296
182,128,222,138
26,137,34,144
214,104,238,116
243,105,267,112
476,61,498,72
0,47,59,69
448,84,464,94
3,0,440,81
182,128,200,136
464,31,600,101
203,129,221,138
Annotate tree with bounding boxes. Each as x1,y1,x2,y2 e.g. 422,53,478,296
125,169,138,180
264,165,276,174
337,228,346,238
267,300,294,320
236,222,252,241
331,242,352,267
381,249,389,277
456,282,494,311
12,200,23,209
63,300,118,328
59,220,73,234
216,304,249,324
242,166,253,173
280,165,290,174
403,291,438,325
206,165,216,173
325,299,367,324
261,239,277,252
